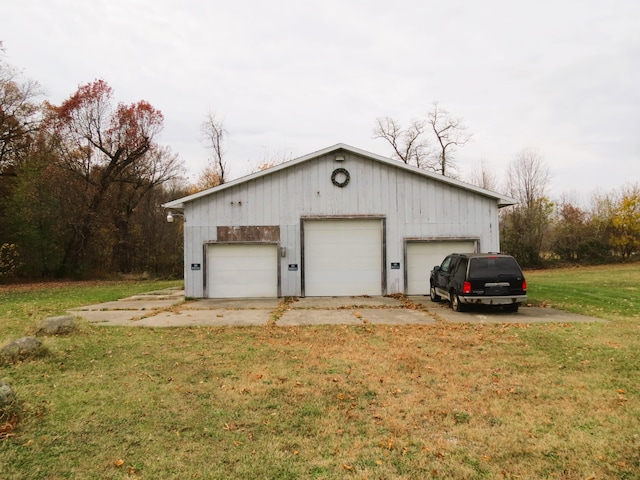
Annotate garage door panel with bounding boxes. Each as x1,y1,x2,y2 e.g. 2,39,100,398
207,244,278,298
406,241,476,296
210,257,274,271
217,269,275,288
209,245,272,259
304,219,382,296
306,247,380,270
311,221,377,232
307,243,378,259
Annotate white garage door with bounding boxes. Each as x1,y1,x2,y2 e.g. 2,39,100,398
304,219,383,296
406,240,477,295
207,244,278,298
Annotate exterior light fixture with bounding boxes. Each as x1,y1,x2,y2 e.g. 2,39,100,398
166,211,185,223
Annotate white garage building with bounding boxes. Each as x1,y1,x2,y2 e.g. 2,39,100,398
163,144,515,298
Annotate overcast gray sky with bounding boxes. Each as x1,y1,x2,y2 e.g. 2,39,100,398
3,0,639,199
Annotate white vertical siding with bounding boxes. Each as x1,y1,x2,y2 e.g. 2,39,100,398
181,152,502,297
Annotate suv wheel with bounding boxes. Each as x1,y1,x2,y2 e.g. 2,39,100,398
451,293,466,312
430,284,441,302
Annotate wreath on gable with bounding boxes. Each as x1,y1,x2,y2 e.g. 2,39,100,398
331,168,350,187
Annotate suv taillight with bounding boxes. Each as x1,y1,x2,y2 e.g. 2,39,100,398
522,280,527,292
463,281,472,294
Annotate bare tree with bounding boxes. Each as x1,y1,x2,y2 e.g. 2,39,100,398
467,158,499,191
500,146,553,266
506,146,551,208
200,111,227,186
373,104,471,176
372,116,431,168
428,102,472,176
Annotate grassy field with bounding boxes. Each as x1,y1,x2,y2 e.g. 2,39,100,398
1,266,639,479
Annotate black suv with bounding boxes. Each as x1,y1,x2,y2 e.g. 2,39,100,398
430,253,527,312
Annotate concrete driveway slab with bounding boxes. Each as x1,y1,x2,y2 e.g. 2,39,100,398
184,298,281,310
71,298,182,311
70,288,186,313
81,310,146,325
133,309,270,327
409,297,606,324
432,306,606,324
360,308,437,325
290,296,403,309
277,309,363,326
71,293,606,328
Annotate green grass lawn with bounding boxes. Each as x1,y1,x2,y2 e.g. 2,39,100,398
1,267,639,480
0,280,183,339
525,263,640,320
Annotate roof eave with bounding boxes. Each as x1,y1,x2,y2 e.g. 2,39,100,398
497,198,518,208
162,143,516,208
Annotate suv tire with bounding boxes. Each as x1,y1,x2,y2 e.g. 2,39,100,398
451,293,466,312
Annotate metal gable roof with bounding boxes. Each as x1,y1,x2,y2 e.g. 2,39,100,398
163,143,516,209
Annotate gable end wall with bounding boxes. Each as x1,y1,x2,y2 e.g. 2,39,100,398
182,153,500,297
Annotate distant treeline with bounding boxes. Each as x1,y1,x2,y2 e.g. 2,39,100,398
500,185,640,268
1,64,189,278
1,57,638,279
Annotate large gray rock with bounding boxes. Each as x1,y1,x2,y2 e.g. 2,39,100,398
36,315,77,336
0,380,16,411
0,336,47,364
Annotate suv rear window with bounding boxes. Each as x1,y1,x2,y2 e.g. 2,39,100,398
468,256,522,279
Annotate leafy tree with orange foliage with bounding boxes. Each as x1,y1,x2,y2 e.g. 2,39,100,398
44,79,182,275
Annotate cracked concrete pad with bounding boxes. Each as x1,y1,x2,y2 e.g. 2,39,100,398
360,308,437,325
79,310,146,325
408,297,606,324
277,309,363,326
133,309,271,327
69,293,607,328
291,296,403,309
184,298,281,310
437,306,607,324
70,298,181,311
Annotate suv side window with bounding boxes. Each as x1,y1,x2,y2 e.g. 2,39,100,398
448,257,460,275
440,256,453,273
453,257,468,280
